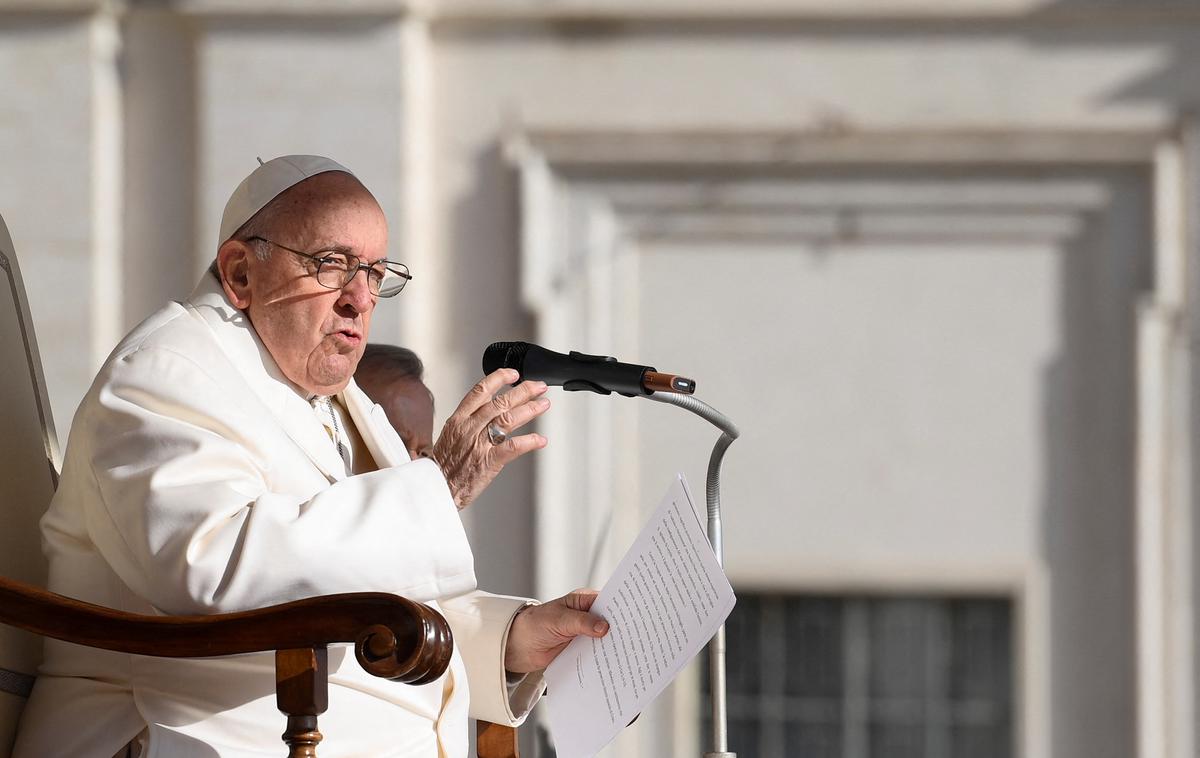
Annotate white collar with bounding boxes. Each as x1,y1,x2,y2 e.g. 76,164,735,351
182,272,354,481
181,273,410,474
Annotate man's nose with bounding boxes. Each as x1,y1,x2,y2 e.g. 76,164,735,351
338,268,376,313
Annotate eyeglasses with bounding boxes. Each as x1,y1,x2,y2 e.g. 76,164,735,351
246,236,412,298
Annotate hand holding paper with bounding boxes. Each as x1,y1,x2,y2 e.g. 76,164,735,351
506,590,610,673
543,475,737,758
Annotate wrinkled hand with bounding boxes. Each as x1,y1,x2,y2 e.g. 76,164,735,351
430,368,550,510
505,589,609,674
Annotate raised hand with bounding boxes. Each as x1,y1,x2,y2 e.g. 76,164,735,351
429,368,550,510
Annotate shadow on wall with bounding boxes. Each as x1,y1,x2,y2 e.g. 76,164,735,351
1025,7,1192,758
1039,166,1152,758
1029,0,1200,111
442,141,538,595
122,8,200,329
444,137,542,758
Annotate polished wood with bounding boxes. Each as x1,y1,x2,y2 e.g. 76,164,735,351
478,720,520,758
277,647,328,758
0,575,452,685
0,563,532,757
280,715,321,758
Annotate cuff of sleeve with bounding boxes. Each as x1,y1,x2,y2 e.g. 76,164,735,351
440,592,545,726
505,667,546,722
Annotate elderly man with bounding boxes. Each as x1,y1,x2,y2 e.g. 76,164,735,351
355,344,435,460
15,156,605,757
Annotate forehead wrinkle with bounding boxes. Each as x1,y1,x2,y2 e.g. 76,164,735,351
264,196,387,265
267,172,384,238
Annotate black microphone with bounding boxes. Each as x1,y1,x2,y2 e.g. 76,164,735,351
482,341,696,397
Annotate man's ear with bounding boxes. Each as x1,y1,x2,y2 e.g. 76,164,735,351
217,240,253,309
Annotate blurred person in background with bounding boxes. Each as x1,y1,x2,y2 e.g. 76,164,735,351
355,343,435,460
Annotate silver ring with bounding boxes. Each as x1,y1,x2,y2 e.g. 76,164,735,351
486,422,508,446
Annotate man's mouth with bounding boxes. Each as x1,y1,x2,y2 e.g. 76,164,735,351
331,327,362,344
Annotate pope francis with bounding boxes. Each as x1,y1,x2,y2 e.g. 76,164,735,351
13,156,607,757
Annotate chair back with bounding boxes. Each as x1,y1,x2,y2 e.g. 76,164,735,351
0,212,61,754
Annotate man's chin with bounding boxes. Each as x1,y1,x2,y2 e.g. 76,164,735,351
305,356,358,396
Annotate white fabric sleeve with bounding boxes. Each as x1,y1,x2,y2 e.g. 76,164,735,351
439,591,547,726
66,344,475,614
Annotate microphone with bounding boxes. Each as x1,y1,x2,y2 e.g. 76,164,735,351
482,341,696,397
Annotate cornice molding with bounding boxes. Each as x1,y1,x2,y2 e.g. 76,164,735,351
0,0,112,13
166,0,413,16
0,0,416,16
6,0,1199,23
509,129,1166,169
431,0,1200,25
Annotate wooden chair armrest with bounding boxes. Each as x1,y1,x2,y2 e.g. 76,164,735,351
0,575,452,684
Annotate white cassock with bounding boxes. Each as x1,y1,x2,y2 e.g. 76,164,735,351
14,273,541,758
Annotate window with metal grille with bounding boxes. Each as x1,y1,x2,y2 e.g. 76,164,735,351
702,594,1013,758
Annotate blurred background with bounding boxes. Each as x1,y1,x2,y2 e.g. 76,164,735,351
5,0,1200,756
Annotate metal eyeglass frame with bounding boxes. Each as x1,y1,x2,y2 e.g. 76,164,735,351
246,235,413,297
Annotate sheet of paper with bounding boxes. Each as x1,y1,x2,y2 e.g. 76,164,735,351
543,474,737,758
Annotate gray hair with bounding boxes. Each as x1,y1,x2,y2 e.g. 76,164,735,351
208,185,295,277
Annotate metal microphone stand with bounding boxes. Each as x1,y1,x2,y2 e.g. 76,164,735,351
646,392,739,758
